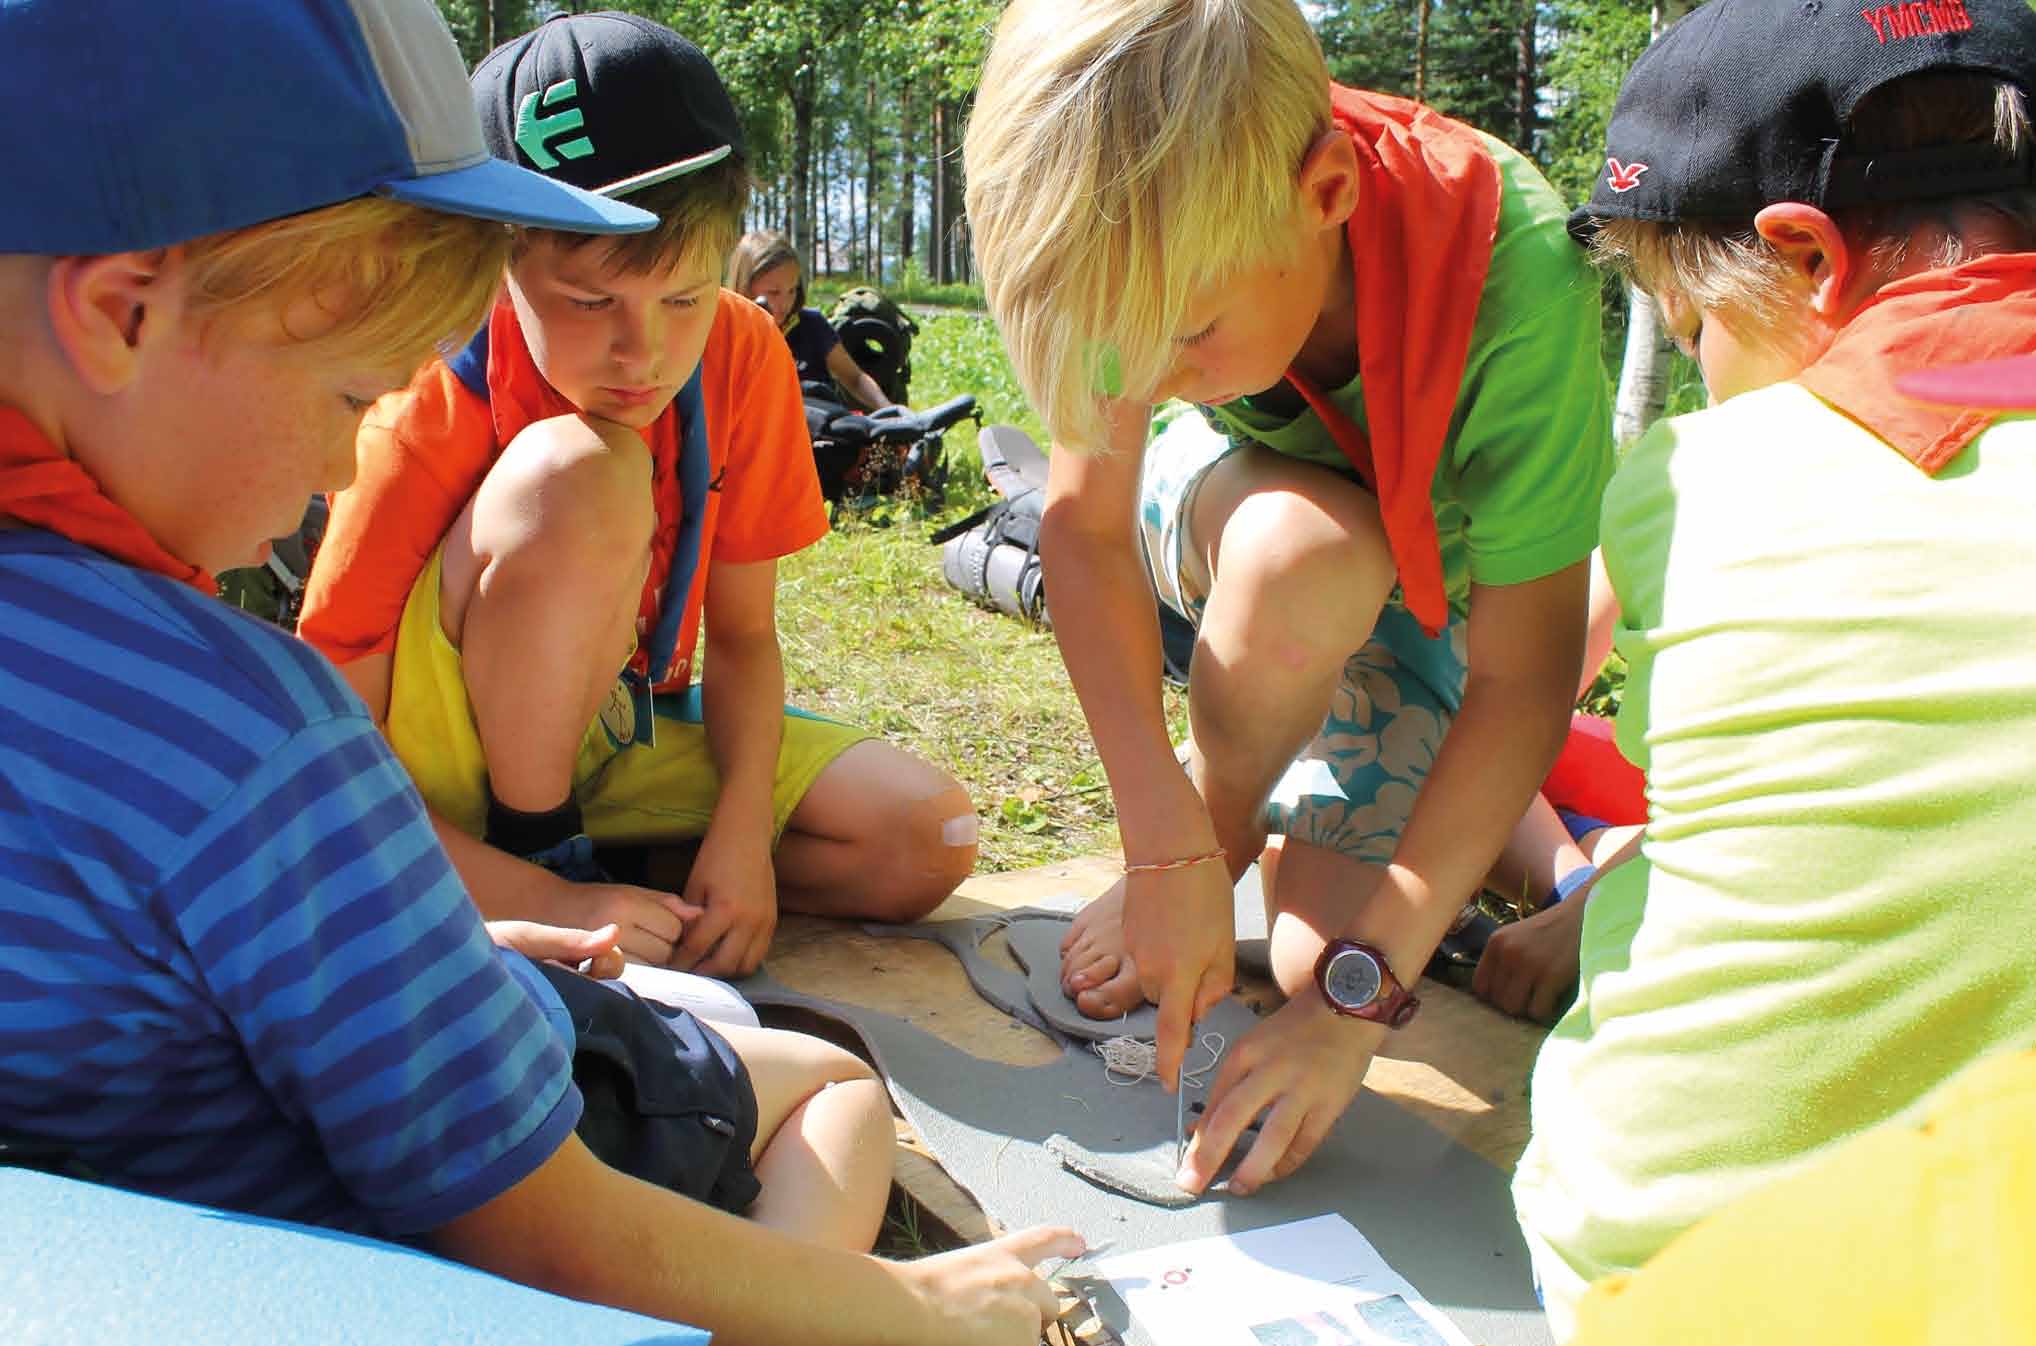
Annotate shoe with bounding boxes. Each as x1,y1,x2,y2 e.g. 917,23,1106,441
1425,900,1499,987
521,833,613,885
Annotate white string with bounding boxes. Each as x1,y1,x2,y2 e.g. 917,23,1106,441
1092,1031,1226,1087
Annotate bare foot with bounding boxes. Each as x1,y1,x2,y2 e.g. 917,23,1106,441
1057,880,1148,1019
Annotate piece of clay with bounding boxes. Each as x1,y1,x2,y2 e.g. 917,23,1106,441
1045,1133,1197,1209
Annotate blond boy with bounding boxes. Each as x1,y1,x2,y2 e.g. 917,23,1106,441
1511,0,2036,1334
0,2,1073,1341
301,15,976,978
966,0,1611,1194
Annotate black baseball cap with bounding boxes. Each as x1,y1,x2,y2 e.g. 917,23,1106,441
473,12,745,200
1570,0,2036,241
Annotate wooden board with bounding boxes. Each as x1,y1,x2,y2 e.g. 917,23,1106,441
762,855,1547,1240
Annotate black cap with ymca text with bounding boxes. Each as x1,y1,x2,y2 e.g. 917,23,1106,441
472,11,746,199
1570,0,2036,240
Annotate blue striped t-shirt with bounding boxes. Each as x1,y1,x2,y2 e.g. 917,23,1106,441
0,532,581,1236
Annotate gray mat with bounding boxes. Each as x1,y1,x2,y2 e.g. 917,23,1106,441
737,954,1549,1346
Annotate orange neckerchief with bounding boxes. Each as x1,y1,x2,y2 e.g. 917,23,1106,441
479,301,689,684
1797,253,2036,473
0,406,214,592
1285,86,1501,637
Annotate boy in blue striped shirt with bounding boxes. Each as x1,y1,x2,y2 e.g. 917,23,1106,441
0,3,1075,1342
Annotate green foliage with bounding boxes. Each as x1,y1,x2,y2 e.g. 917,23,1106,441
1539,0,1655,204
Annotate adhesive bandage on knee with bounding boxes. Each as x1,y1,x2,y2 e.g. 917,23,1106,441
941,813,981,847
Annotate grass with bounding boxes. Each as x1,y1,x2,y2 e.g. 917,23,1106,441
776,503,1190,873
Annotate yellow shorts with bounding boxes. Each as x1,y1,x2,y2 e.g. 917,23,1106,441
386,546,869,843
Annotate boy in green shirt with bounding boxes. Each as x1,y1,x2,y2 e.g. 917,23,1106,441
964,0,1611,1195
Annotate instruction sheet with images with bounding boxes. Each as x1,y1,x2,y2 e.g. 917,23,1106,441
1094,1214,1474,1346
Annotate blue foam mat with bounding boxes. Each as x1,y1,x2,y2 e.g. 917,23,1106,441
0,1169,705,1346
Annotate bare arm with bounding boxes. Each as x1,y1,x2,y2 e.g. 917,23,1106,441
1578,548,1620,702
429,1134,1079,1346
1041,402,1236,1078
331,649,699,963
824,344,893,412
674,558,786,976
1186,560,1591,1193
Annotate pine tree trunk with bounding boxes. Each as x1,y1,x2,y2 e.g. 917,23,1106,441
930,100,949,283
790,60,816,261
865,79,880,282
1414,0,1430,104
898,85,916,276
1515,3,1537,151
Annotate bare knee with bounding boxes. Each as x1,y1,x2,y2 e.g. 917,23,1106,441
1197,458,1394,669
471,415,655,595
866,771,978,922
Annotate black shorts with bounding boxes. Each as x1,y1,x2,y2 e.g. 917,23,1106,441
535,962,762,1215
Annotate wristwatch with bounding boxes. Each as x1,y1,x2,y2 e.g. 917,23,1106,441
1313,939,1421,1027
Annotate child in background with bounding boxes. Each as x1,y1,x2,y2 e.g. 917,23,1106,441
0,2,1074,1342
965,0,1612,1196
1511,0,2036,1333
729,230,895,411
301,15,976,979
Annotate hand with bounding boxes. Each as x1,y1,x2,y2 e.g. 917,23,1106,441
530,874,702,968
673,819,778,977
1178,994,1378,1197
1122,858,1237,1091
1472,889,1590,1023
892,1225,1085,1346
487,920,626,981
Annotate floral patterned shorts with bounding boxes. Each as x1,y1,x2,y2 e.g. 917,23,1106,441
1137,410,1470,863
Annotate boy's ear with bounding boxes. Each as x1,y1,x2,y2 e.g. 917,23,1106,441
1297,128,1360,232
1752,204,1853,320
44,250,176,395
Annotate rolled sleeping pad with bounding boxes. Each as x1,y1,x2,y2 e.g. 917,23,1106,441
941,530,1047,624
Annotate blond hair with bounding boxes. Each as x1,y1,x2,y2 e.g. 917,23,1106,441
725,230,805,311
513,156,751,278
185,196,509,365
965,0,1329,449
1594,76,2036,333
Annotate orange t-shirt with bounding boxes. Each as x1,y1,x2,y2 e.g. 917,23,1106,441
300,288,827,691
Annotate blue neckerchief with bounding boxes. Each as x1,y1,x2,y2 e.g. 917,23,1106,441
448,321,490,401
620,366,711,749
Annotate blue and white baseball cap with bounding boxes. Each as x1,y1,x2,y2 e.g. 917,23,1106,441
0,0,657,255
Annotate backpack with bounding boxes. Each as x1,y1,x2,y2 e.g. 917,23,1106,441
932,424,1195,683
829,286,919,405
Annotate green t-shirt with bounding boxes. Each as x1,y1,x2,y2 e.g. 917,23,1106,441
1208,133,1612,614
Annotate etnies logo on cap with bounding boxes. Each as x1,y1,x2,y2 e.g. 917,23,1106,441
1605,158,1650,193
517,78,596,169
1861,0,1974,44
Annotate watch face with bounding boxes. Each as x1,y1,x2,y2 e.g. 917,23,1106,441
1325,948,1383,1009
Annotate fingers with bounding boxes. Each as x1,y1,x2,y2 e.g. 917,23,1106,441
671,904,732,972
994,1226,1087,1324
1228,1094,1334,1197
486,919,622,965
996,1224,1087,1266
1175,1047,1256,1193
1151,977,1195,1089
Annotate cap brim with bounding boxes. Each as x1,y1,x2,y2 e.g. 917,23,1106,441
597,144,733,199
381,155,657,233
1896,355,2036,410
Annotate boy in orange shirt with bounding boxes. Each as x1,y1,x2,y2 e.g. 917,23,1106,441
302,14,977,976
